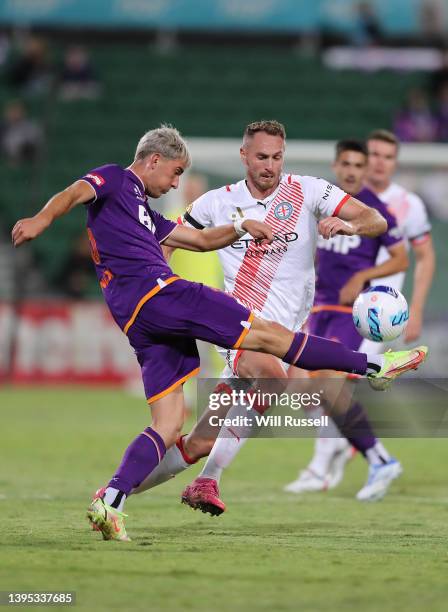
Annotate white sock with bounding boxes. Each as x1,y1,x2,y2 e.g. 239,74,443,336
366,354,384,375
200,436,249,482
307,419,346,478
131,443,190,495
319,416,342,439
365,441,391,466
308,440,337,478
199,401,256,483
103,487,126,512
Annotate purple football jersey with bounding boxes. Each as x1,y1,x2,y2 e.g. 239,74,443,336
81,164,177,329
314,187,401,305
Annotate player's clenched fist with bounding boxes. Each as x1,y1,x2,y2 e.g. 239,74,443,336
11,215,50,247
241,219,274,245
318,217,355,239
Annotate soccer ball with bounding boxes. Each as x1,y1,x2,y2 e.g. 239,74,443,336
352,285,409,342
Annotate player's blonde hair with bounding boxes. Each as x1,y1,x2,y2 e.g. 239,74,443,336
367,129,400,149
135,124,191,165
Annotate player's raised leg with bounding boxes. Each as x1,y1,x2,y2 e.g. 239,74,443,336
241,317,427,385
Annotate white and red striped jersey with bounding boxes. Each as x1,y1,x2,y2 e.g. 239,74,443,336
182,173,349,331
373,182,431,291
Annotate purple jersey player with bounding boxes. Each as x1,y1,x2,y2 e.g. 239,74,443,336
286,139,409,501
311,185,402,350
12,124,426,540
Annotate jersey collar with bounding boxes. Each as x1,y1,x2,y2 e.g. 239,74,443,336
243,175,283,207
126,167,146,194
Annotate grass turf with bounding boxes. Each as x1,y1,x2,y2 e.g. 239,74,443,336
1,387,447,611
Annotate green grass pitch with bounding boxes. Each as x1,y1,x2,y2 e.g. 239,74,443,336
1,387,447,611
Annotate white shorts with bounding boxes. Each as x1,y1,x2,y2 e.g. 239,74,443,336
215,346,289,378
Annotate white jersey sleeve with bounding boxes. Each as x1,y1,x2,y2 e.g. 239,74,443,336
403,193,432,245
373,183,432,291
297,175,350,218
181,190,216,229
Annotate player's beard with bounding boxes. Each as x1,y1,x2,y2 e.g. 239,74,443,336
255,171,279,194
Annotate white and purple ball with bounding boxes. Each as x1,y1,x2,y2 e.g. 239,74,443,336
352,285,409,342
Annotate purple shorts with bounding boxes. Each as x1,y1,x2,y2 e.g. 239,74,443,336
307,308,362,351
127,278,253,403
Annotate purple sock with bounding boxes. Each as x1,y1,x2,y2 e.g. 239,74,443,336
108,427,166,496
331,402,376,456
283,332,367,375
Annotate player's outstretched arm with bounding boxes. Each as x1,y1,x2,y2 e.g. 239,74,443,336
162,219,273,252
339,241,409,305
319,197,387,240
405,236,436,343
12,180,95,247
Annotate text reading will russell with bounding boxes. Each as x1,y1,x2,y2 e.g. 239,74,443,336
209,414,329,428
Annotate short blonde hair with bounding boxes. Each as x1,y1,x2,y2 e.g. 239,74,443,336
367,129,400,149
135,124,191,166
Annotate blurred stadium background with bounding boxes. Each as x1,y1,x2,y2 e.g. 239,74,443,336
0,0,447,390
0,2,448,609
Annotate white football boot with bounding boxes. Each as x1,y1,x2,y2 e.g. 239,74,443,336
283,469,330,493
356,458,403,502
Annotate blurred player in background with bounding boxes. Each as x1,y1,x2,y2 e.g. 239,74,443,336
289,130,435,495
135,126,419,514
284,139,408,500
366,130,435,343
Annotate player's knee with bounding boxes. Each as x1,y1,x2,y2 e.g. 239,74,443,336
256,319,287,351
151,421,183,450
238,352,287,379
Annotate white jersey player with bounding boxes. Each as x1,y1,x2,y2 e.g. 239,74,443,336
367,130,435,344
372,181,431,291
183,172,348,374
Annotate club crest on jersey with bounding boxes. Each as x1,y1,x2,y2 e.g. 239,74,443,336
274,201,293,220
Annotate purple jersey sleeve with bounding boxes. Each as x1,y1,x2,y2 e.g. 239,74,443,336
80,164,125,202
150,208,177,243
